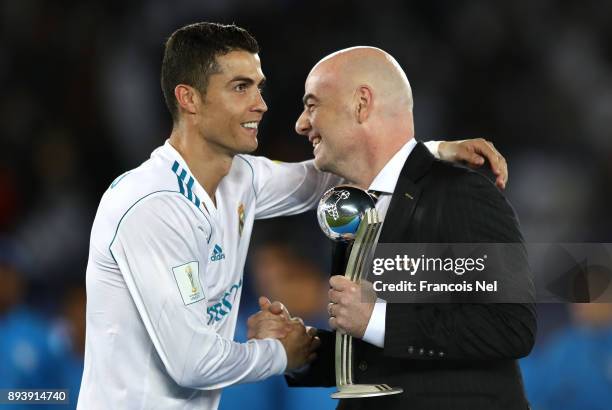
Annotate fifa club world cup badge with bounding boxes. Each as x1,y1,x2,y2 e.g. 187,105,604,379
171,261,204,305
237,203,245,236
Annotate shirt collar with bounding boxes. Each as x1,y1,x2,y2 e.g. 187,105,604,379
368,138,417,194
152,139,218,214
152,139,188,169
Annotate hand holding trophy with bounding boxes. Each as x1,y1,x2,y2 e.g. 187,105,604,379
317,185,403,399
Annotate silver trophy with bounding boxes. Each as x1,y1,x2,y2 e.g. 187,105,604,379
317,186,403,399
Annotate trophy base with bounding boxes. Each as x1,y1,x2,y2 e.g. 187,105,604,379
331,384,404,399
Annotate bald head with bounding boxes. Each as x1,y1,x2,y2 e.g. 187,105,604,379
295,46,416,188
310,47,413,115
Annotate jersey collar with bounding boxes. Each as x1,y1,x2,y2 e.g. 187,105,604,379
152,140,219,216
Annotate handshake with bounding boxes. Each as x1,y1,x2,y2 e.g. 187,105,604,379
247,276,378,371
247,296,321,371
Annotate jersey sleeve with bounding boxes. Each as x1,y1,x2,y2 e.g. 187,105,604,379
109,193,287,390
240,156,344,220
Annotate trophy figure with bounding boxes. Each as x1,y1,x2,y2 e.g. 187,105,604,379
317,185,403,399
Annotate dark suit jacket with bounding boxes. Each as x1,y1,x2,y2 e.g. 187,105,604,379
287,142,537,410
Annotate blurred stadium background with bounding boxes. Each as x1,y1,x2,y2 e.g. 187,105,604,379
1,1,611,409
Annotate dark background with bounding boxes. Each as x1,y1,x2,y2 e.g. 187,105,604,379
1,1,611,409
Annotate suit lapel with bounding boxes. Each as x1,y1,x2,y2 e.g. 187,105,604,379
378,142,435,243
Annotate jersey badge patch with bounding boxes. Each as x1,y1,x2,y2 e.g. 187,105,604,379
172,261,205,305
238,203,245,236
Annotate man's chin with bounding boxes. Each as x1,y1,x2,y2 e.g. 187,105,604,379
313,156,331,173
236,139,258,155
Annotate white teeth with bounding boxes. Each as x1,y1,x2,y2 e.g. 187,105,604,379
242,122,258,129
312,136,321,147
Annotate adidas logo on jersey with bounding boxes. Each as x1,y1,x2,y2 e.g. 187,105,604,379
210,244,226,262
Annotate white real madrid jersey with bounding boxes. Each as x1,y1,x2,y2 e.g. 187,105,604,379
77,140,341,410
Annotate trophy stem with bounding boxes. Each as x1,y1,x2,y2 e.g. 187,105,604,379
332,209,403,399
335,331,343,386
347,335,353,384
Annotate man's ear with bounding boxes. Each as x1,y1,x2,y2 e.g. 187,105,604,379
174,84,200,115
355,85,373,124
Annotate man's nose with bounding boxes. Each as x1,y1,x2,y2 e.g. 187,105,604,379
295,110,310,136
253,91,268,113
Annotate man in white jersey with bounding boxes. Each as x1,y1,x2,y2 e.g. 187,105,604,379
79,22,509,410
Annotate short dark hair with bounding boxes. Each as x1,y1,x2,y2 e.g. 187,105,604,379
161,22,259,122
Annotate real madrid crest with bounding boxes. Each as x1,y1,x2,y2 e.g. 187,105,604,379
238,203,245,236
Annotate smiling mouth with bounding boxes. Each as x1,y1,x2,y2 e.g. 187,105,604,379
311,136,321,148
241,121,259,131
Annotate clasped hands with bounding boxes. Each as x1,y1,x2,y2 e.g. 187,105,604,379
247,276,378,370
247,297,320,371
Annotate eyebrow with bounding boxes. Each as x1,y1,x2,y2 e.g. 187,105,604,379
302,93,318,106
229,76,266,87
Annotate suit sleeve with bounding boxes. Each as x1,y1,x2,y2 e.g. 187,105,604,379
384,172,537,360
285,329,336,388
110,194,287,389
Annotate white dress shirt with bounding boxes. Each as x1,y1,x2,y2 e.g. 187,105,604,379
361,139,439,348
